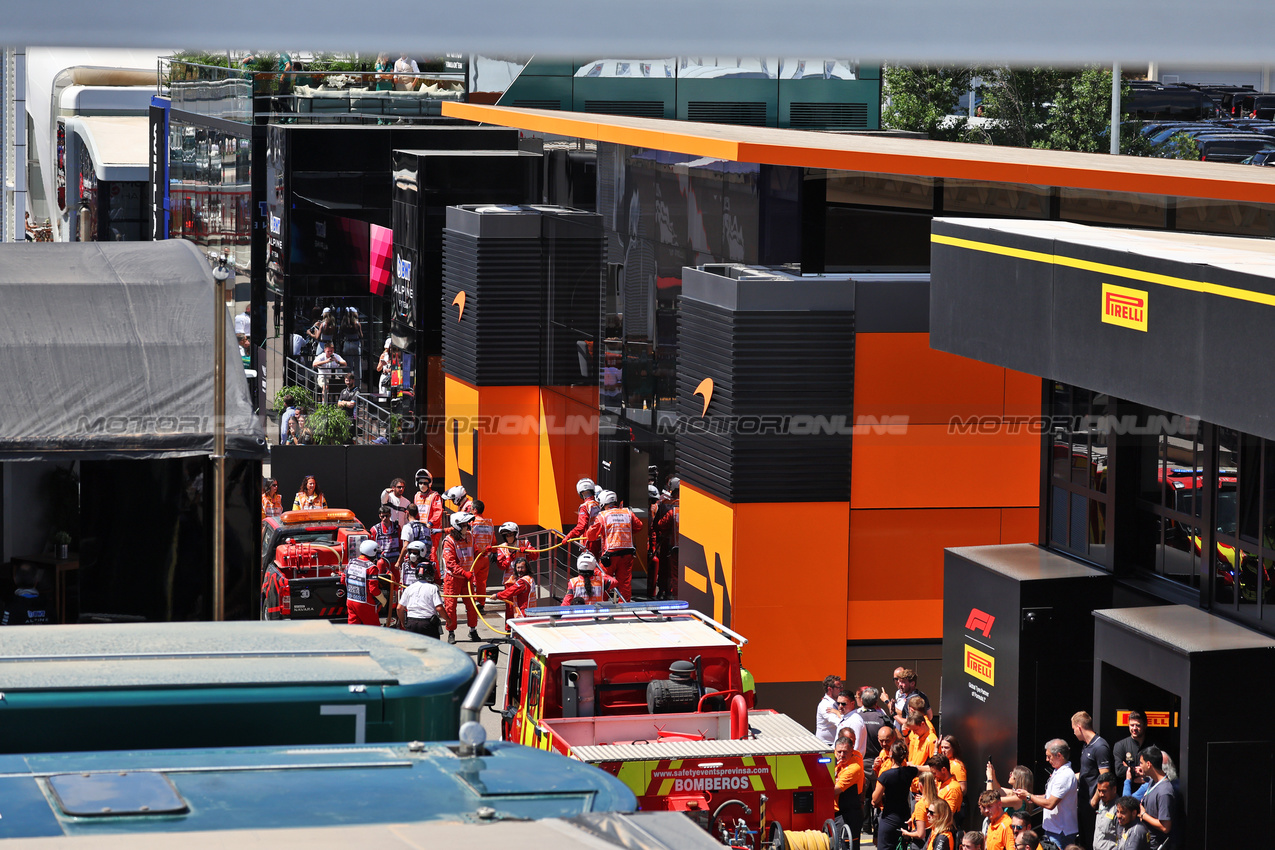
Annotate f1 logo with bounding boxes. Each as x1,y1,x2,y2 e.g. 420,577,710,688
965,608,995,637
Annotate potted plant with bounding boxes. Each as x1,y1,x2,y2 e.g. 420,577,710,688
53,531,71,560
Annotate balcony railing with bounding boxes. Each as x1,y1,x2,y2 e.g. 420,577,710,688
162,59,466,125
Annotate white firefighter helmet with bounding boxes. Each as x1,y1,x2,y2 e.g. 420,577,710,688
450,511,474,530
358,539,381,558
446,485,467,503
576,477,595,496
576,552,598,573
498,521,519,536
406,540,428,556
598,489,618,508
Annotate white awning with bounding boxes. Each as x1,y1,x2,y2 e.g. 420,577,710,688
65,115,148,181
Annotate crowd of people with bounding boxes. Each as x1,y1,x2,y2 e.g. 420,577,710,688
266,468,679,644
817,674,1180,850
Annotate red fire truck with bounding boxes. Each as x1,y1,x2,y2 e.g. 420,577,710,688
499,601,836,848
260,509,369,620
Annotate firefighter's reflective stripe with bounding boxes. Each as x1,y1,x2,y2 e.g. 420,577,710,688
441,535,474,579
374,521,401,557
471,516,495,553
346,560,369,604
415,491,443,532
564,574,613,603
601,508,634,551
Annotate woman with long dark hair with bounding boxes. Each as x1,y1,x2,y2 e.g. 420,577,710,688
293,475,326,510
262,478,283,519
873,740,919,850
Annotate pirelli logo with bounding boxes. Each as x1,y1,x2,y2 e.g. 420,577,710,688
963,644,995,686
1117,710,1175,728
1102,283,1148,332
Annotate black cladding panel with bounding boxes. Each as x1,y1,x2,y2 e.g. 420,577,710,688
441,205,603,387
676,267,855,503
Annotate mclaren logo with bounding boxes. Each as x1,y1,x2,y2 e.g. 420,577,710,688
1101,283,1148,332
694,378,714,416
963,644,994,686
965,608,995,637
452,290,467,322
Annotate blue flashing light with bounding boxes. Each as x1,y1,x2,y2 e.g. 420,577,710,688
817,756,832,764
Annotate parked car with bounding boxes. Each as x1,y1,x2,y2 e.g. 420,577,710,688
1195,135,1275,163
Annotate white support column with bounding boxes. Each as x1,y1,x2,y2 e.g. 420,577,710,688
12,48,26,242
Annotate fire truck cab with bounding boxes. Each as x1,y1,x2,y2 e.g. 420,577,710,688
260,509,368,620
501,601,835,847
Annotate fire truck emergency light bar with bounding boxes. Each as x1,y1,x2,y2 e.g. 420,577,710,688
522,600,690,618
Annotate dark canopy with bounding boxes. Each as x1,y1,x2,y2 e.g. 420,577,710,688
0,240,267,460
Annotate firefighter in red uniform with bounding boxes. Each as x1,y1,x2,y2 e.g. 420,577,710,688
341,539,389,626
586,490,643,602
493,521,536,584
446,485,474,515
469,500,496,603
647,484,663,598
413,468,444,554
655,478,680,600
561,552,618,605
566,477,601,557
489,556,536,620
441,511,480,645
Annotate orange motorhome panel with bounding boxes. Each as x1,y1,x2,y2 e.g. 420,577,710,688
851,423,1041,510
732,501,849,683
854,333,1010,423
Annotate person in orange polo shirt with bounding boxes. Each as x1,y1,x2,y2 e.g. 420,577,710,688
906,711,938,767
978,790,1014,850
927,754,964,822
833,732,866,849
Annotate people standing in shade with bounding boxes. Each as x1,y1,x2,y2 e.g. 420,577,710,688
293,475,326,510
2,563,50,626
832,732,865,850
654,477,680,599
1113,711,1149,796
1136,747,1175,849
1073,710,1114,841
1114,796,1150,849
1092,772,1121,850
586,489,643,601
1017,738,1079,849
816,675,844,746
874,741,919,850
978,791,1014,850
261,478,282,520
395,556,442,639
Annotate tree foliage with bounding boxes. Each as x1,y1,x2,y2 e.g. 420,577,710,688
882,65,973,142
884,64,1199,160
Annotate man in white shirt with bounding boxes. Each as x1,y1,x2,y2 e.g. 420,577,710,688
234,307,251,336
312,342,347,404
1017,738,1079,847
396,563,442,638
815,675,842,746
394,54,420,90
835,689,868,755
